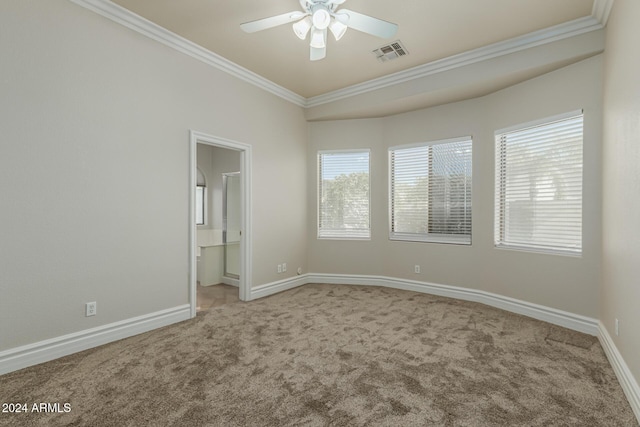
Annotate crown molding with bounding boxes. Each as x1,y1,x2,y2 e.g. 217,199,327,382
69,0,306,107
592,0,615,26
306,15,603,108
70,0,606,111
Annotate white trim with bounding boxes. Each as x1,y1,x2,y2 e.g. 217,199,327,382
306,16,603,108
0,276,612,379
305,274,599,335
189,135,197,316
389,234,471,245
494,244,582,258
221,276,240,287
69,0,305,107
592,0,615,27
250,275,309,300
189,131,253,312
69,0,603,111
598,322,640,423
0,305,190,376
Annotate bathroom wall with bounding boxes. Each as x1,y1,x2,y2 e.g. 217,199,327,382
196,145,241,285
197,144,241,232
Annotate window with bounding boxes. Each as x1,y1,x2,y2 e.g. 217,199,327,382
196,168,206,226
495,111,583,255
318,150,370,239
389,137,472,244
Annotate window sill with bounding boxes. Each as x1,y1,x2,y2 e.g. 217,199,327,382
494,244,582,257
389,233,471,245
317,236,371,241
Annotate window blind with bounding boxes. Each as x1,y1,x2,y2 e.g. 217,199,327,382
390,137,472,244
318,150,370,239
495,112,583,254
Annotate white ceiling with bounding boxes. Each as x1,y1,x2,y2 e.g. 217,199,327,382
110,0,595,99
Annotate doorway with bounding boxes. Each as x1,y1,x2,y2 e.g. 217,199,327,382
189,131,252,318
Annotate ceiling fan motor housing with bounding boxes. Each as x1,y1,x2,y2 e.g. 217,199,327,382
311,4,332,30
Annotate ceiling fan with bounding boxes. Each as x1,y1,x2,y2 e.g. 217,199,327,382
240,0,398,61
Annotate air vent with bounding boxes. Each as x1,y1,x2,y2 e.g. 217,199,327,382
372,40,409,63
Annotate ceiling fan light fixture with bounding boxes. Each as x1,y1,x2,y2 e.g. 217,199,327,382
311,7,331,30
309,28,327,49
329,19,347,41
241,0,399,61
293,16,312,40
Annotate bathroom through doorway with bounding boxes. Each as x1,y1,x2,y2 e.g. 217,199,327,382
189,131,252,318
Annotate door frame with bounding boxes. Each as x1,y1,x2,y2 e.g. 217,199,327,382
189,130,252,318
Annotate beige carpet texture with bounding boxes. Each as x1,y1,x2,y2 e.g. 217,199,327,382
0,284,637,426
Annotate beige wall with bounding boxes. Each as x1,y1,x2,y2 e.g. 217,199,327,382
602,0,640,383
0,0,307,351
308,118,387,275
2,0,633,392
309,56,603,318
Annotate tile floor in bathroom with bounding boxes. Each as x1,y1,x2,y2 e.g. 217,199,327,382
196,282,240,312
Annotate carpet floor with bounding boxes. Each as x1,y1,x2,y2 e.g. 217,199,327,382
0,283,637,426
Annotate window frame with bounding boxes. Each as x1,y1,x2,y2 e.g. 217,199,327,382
388,136,473,245
494,110,584,256
317,149,371,241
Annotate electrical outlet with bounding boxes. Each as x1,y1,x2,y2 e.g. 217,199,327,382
85,302,97,317
615,318,619,336
414,265,421,274
282,263,287,272
277,264,282,273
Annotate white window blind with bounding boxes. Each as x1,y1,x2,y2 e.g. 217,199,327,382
389,137,472,244
495,111,583,255
318,150,370,239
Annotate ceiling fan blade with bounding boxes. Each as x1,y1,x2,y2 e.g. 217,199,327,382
337,9,398,39
240,11,306,33
310,46,326,61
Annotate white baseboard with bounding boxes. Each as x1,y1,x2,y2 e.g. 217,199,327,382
251,275,637,424
250,274,308,300
0,304,190,376
221,276,239,287
598,322,640,423
0,274,604,378
305,273,599,336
